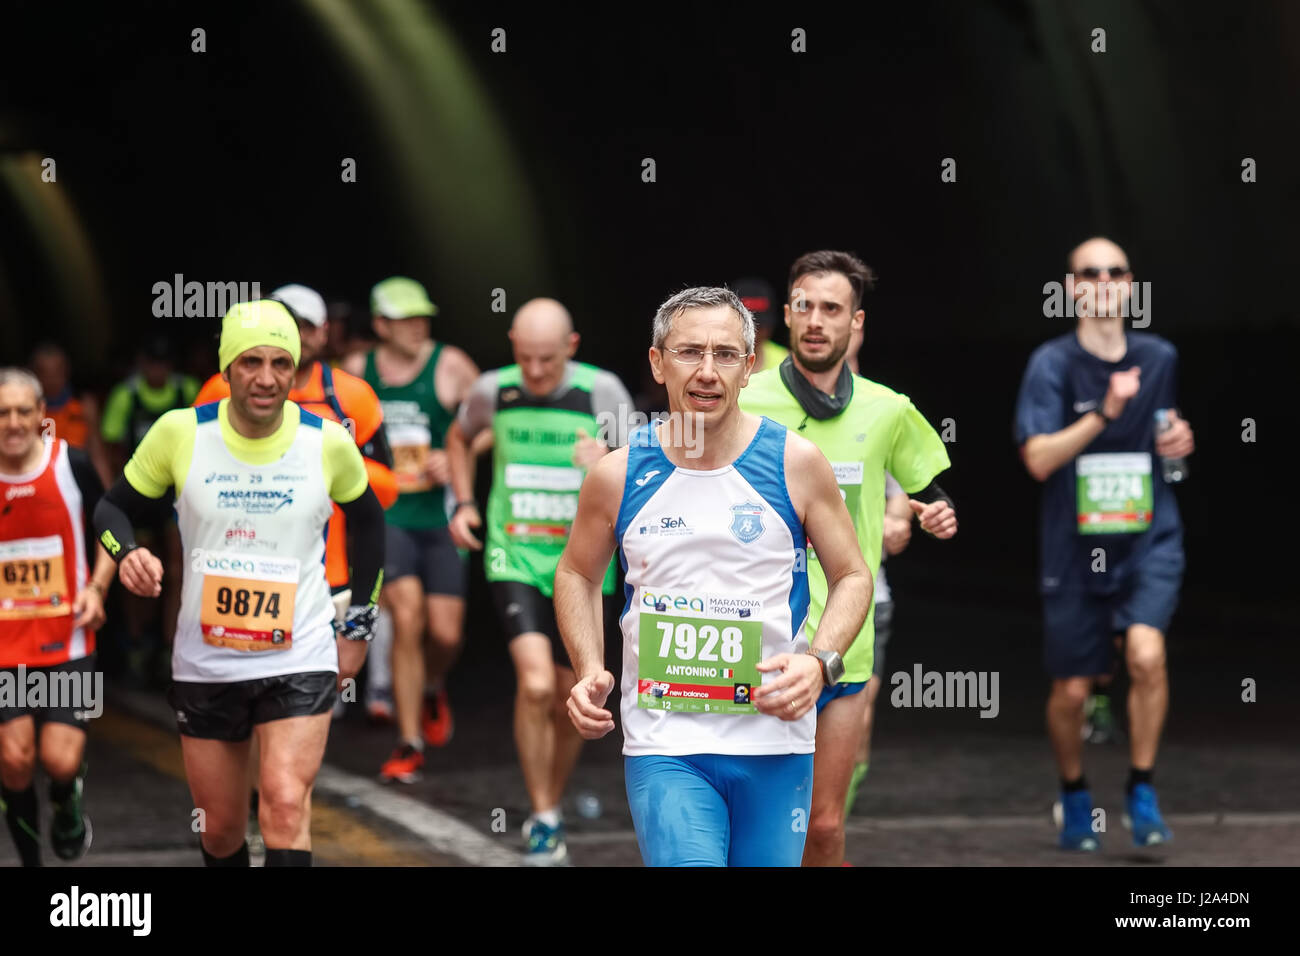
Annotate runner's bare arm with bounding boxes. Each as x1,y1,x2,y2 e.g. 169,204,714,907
555,449,626,739
437,344,482,411
786,434,872,659
1022,415,1107,482
1022,366,1140,481
445,421,482,550
555,447,626,680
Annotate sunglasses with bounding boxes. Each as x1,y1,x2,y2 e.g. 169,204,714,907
1077,266,1131,279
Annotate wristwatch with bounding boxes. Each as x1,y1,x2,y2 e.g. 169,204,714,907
1095,401,1116,424
452,499,477,514
806,648,845,687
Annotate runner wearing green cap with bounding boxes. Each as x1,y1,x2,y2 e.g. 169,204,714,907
342,278,481,782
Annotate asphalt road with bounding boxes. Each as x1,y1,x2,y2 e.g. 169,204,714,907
2,586,1296,867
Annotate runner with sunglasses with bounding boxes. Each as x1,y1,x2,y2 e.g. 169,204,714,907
1015,236,1194,850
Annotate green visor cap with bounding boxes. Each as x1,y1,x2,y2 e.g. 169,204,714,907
371,276,439,319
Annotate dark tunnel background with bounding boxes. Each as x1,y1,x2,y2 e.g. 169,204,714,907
1,0,1296,625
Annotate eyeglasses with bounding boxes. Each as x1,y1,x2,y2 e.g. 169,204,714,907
661,346,749,367
1077,266,1131,279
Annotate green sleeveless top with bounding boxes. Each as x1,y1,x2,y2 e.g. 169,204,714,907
363,343,456,529
486,363,616,597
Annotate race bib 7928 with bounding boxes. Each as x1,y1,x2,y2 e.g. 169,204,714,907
636,588,764,715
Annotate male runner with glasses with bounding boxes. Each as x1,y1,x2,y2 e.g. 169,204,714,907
556,286,871,867
1015,236,1193,850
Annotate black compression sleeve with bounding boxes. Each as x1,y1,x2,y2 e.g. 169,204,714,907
337,486,385,604
907,479,954,509
359,423,394,469
93,477,163,561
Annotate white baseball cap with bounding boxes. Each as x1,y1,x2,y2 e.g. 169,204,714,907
270,284,328,328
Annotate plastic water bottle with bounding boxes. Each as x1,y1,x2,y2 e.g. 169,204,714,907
1154,409,1188,483
576,791,603,820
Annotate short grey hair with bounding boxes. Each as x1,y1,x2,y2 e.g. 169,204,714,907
0,367,44,404
651,286,755,354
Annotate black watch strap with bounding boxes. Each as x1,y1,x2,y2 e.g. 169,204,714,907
453,500,477,513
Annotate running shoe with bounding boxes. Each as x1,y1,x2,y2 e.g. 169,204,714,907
844,761,869,816
421,687,454,747
1082,693,1116,744
522,816,568,866
1056,789,1100,851
366,686,395,724
1123,783,1173,847
378,744,425,784
50,769,92,861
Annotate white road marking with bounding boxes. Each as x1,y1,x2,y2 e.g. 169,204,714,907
108,688,520,867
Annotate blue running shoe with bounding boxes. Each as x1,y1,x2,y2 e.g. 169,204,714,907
522,816,569,867
1125,783,1172,847
1057,789,1100,851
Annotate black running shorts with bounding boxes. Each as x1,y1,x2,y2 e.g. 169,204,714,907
166,670,337,741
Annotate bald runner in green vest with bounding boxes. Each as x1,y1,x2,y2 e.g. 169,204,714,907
341,277,481,783
739,250,958,867
447,298,635,866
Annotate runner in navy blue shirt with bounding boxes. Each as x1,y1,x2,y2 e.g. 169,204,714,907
1014,237,1195,851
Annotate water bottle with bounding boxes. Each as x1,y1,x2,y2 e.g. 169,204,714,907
1154,409,1188,483
575,791,603,820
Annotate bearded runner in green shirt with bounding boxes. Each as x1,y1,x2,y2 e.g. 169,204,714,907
447,298,635,866
739,250,957,867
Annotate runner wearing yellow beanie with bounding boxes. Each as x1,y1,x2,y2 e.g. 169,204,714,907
218,299,301,372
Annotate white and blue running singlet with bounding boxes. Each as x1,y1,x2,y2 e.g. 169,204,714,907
614,417,811,757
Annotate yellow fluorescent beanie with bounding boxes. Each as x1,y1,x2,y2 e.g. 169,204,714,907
218,299,301,371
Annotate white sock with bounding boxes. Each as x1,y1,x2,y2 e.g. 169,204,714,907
366,608,394,695
532,807,561,828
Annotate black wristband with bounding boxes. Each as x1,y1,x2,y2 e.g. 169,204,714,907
453,500,477,513
1095,405,1115,425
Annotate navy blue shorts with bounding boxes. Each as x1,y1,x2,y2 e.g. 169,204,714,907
815,679,867,714
1042,551,1184,679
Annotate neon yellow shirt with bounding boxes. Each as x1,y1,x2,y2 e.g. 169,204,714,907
740,369,951,682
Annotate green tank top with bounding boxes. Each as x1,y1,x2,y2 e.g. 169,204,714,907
363,343,456,529
486,363,616,597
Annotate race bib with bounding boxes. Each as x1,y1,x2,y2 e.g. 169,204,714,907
388,423,434,493
199,553,299,651
637,588,764,715
0,536,70,620
503,464,581,540
1076,453,1153,534
808,461,863,562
